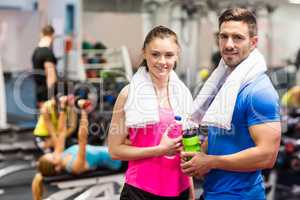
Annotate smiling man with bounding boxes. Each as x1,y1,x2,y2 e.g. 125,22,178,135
181,8,281,200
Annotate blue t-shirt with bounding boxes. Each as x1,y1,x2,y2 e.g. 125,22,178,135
204,74,280,200
62,145,122,173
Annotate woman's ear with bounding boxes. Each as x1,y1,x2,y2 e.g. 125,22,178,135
55,165,62,173
142,49,147,61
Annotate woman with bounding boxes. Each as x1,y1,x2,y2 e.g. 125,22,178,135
32,99,122,200
108,25,195,200
33,80,78,153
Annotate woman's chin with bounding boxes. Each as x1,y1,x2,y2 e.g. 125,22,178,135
156,71,169,78
149,68,171,79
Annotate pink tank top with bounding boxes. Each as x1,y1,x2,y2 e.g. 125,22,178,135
125,107,190,197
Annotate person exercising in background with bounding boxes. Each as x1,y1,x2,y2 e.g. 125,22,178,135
281,86,300,109
33,81,78,154
211,32,222,71
32,25,58,107
32,99,122,200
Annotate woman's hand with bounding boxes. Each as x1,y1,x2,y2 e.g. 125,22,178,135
78,99,92,111
188,187,196,200
59,95,68,109
158,125,182,156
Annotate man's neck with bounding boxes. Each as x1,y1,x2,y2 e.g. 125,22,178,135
38,36,52,47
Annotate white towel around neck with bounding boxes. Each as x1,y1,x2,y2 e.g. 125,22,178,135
191,48,267,130
124,67,193,127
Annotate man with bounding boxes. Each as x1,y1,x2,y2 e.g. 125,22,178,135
211,32,221,71
32,25,57,107
181,8,281,200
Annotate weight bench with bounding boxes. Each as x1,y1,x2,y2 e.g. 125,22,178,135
43,168,125,200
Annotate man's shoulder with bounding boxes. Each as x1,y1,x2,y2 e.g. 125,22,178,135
36,46,54,55
242,74,277,97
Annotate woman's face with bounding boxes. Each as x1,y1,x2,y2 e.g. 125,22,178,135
43,153,63,172
143,37,179,80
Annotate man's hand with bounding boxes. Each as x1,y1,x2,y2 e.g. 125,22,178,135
181,151,213,177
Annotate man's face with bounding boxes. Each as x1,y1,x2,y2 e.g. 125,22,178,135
219,21,257,69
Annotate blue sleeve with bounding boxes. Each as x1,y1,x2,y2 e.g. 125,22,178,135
246,87,280,127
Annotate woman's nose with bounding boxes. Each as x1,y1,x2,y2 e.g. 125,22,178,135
158,56,167,64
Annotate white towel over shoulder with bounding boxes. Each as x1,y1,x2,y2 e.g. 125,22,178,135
191,49,267,130
124,67,193,127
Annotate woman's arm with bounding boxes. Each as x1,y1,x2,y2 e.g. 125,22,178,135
108,86,182,161
188,177,195,200
72,102,89,174
65,108,78,138
55,112,67,155
41,102,58,144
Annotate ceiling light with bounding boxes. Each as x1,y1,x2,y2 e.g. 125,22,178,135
289,0,300,4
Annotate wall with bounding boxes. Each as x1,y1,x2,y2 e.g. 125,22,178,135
0,10,40,72
271,4,300,67
82,12,144,68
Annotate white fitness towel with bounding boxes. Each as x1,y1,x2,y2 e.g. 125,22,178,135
124,67,193,127
191,48,267,130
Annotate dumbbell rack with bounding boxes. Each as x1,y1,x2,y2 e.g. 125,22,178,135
81,46,133,144
82,46,132,83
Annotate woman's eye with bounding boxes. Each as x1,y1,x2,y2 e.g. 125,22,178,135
152,53,160,57
166,53,174,58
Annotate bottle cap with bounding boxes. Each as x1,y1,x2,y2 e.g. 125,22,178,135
174,115,182,121
183,128,198,138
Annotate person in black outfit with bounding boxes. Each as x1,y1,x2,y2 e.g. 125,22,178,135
211,32,221,71
295,48,300,70
32,25,57,107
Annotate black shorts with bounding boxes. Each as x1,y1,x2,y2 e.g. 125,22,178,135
120,183,189,200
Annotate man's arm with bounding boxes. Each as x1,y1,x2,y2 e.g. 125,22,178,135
213,122,281,171
181,122,281,176
44,61,57,89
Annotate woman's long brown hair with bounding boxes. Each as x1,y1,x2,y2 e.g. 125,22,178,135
32,173,43,200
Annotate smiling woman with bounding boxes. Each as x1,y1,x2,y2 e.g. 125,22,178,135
108,25,195,200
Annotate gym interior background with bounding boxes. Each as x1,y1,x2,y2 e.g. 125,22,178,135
0,0,300,199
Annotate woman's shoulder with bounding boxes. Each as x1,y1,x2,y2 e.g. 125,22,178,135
117,84,129,102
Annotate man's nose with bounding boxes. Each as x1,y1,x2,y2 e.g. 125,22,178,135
225,37,234,49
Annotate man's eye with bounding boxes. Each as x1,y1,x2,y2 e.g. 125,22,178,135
219,35,227,40
152,53,160,57
233,35,243,41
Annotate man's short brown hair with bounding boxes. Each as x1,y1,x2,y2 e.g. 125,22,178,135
42,25,55,36
219,8,257,37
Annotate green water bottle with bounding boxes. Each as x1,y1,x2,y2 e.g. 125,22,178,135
182,128,201,154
